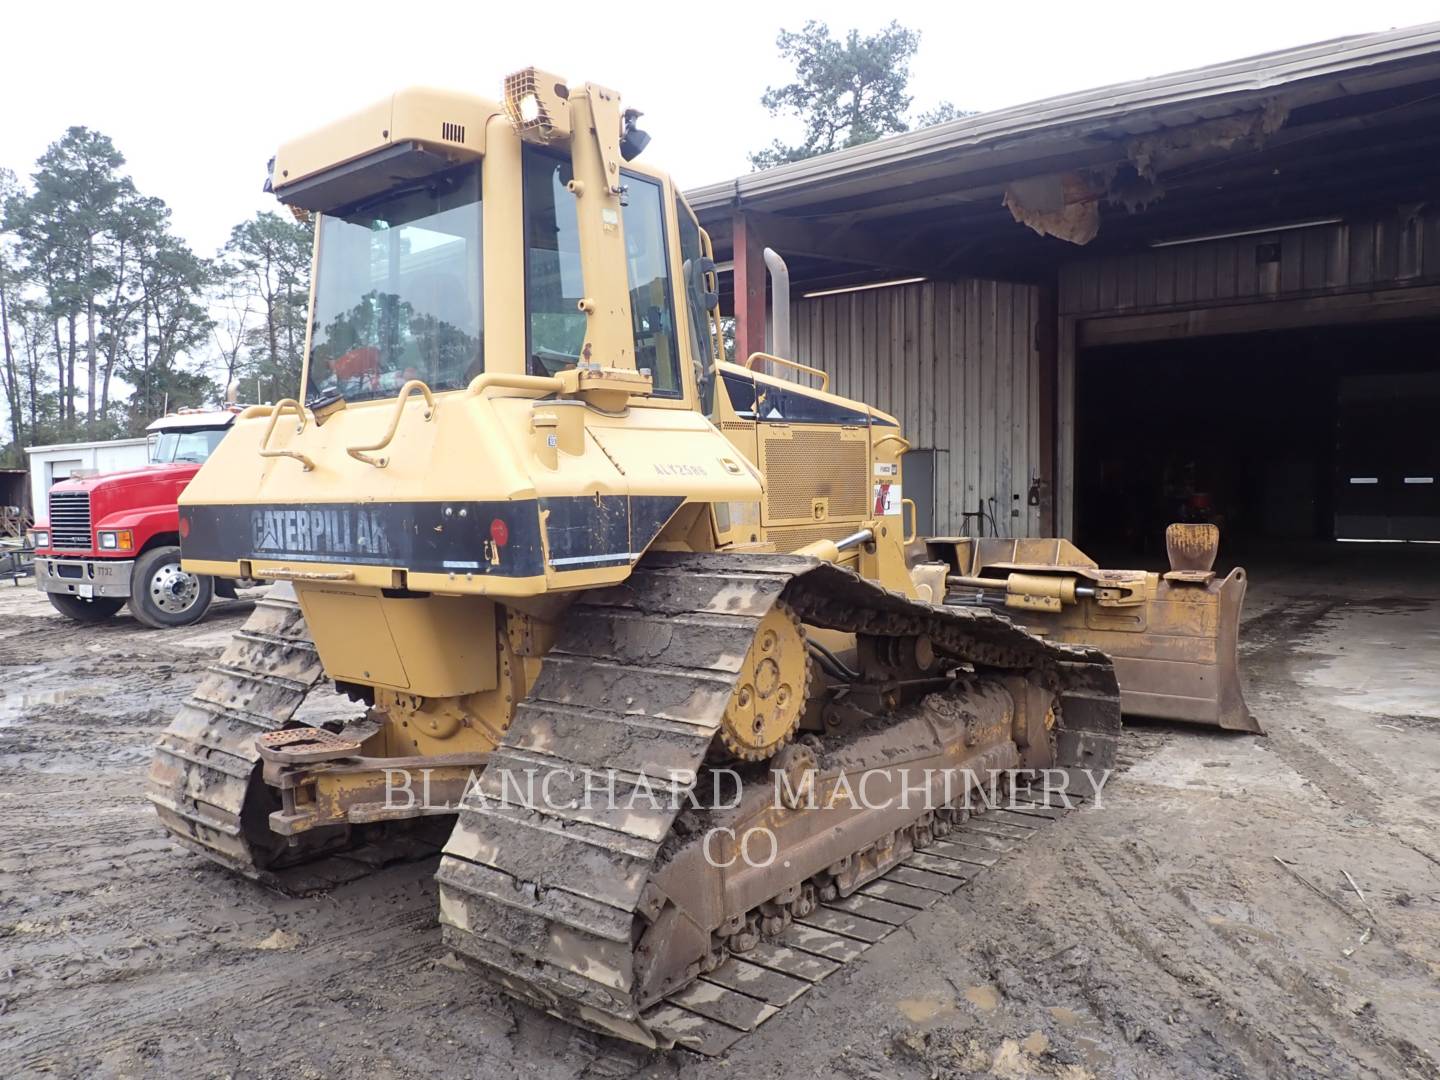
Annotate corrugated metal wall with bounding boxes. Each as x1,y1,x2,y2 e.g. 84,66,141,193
1059,210,1440,316
789,280,1045,537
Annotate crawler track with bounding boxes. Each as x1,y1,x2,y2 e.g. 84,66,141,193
436,552,1121,1049
145,584,443,892
644,788,1081,1054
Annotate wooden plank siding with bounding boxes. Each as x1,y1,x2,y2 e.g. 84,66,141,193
1058,209,1440,318
790,280,1044,538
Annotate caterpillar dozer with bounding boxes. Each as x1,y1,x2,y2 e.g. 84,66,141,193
146,71,1126,1050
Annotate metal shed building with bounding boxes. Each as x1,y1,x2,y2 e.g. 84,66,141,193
688,21,1440,558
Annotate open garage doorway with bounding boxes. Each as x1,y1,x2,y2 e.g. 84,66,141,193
1073,320,1440,564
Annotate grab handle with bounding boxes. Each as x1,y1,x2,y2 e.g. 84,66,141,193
258,399,314,471
901,498,918,545
744,352,829,393
346,380,435,468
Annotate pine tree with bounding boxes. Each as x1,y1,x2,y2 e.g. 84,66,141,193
750,21,921,169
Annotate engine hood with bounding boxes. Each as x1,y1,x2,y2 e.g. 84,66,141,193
52,462,201,494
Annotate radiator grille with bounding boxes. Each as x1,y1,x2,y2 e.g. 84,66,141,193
762,429,869,524
441,121,466,143
48,490,93,550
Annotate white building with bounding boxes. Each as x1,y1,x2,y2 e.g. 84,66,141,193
22,437,150,520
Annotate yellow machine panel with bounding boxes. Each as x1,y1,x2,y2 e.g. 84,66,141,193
293,587,498,697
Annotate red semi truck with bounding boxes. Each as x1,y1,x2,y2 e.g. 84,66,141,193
28,408,244,628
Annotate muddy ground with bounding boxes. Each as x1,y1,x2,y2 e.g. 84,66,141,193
2,551,1438,1079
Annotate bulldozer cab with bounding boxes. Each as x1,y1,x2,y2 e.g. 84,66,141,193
278,77,719,419
179,76,762,599
181,71,912,604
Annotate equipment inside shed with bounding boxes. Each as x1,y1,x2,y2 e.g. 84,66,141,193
1074,319,1440,561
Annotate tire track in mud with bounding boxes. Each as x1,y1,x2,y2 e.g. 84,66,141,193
872,596,1440,1080
1,865,454,1076
918,823,1423,1080
1070,834,1431,1080
1241,596,1416,816
1240,592,1440,934
991,591,1440,1080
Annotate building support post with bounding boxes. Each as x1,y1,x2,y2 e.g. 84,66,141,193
1036,281,1059,535
1057,313,1079,538
732,211,768,361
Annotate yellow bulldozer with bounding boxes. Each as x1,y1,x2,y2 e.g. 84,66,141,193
146,70,1248,1052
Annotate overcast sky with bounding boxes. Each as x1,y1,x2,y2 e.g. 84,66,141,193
2,0,1436,257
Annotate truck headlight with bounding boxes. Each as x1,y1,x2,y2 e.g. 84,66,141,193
29,529,49,549
98,530,134,551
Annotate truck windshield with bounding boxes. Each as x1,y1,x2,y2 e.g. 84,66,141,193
306,163,483,404
151,428,227,464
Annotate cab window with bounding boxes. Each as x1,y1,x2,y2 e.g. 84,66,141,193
622,174,681,398
522,147,587,376
307,163,483,404
675,197,716,414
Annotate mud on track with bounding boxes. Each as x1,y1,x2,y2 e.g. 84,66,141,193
1,566,1438,1079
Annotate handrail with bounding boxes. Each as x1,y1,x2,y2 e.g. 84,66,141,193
346,380,436,469
258,399,314,471
744,352,830,392
901,498,918,545
466,371,565,397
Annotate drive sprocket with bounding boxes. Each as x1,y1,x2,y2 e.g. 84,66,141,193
718,600,811,761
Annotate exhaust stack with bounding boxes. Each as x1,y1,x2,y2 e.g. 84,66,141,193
763,247,790,358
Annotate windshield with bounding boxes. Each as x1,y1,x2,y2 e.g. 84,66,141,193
151,428,227,464
306,163,483,404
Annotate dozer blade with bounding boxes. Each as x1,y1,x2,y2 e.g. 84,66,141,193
926,522,1259,734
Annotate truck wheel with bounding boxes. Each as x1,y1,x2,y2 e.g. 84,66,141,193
48,593,126,623
129,545,213,629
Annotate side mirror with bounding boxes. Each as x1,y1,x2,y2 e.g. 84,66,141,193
695,256,720,311
620,108,651,161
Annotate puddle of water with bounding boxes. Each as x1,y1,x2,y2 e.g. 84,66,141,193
963,984,1000,1011
1020,1031,1050,1055
1049,1004,1118,1074
897,997,954,1023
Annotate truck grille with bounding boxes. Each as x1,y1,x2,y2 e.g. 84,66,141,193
48,491,93,550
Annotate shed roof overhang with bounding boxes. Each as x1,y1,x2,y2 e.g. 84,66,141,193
688,21,1440,291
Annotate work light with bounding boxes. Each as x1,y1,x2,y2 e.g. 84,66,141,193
502,68,571,143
